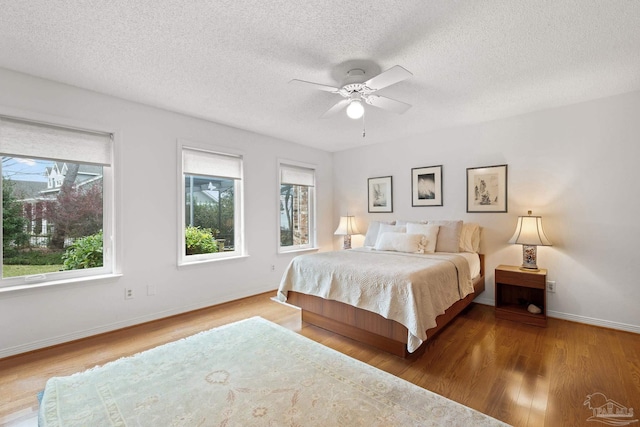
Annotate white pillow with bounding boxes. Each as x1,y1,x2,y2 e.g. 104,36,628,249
363,221,395,247
374,223,406,246
406,223,440,253
428,220,463,253
374,232,423,253
378,223,406,234
459,222,480,252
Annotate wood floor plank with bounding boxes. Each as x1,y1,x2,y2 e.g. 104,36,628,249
1,291,639,426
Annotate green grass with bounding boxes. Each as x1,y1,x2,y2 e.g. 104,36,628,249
2,264,64,278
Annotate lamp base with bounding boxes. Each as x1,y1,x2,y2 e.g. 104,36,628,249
343,235,352,250
520,244,539,271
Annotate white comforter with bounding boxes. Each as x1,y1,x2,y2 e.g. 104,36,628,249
276,248,475,352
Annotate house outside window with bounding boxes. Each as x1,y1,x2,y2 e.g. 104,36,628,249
279,161,315,252
180,145,243,264
0,116,113,287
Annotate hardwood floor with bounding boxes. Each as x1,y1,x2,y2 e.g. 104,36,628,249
1,292,638,426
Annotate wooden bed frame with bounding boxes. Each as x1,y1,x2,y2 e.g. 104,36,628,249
286,254,485,358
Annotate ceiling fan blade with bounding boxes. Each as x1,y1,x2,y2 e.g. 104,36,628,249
321,99,351,118
289,79,340,93
364,65,413,91
365,95,412,114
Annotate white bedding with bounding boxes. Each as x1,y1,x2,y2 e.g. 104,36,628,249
458,251,481,279
276,248,478,352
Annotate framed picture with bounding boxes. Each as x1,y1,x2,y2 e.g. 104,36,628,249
466,164,508,212
368,176,393,213
411,165,443,207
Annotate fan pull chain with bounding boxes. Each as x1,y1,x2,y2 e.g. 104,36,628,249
362,110,366,138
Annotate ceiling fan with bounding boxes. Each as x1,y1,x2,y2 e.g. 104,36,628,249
290,65,413,120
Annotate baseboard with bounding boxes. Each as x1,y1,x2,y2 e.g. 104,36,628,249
547,310,640,334
0,286,276,359
471,297,639,335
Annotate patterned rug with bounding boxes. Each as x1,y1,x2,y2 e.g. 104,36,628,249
39,317,509,426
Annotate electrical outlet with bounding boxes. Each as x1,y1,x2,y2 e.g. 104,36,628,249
125,288,134,299
271,264,275,272
547,280,556,293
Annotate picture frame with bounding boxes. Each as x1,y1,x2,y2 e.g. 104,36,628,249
466,164,508,213
411,165,443,207
368,176,393,213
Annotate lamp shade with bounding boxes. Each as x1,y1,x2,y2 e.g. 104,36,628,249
334,216,360,236
509,213,552,246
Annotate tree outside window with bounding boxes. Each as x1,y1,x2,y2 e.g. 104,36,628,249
2,157,105,279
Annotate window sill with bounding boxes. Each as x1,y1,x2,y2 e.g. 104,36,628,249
178,254,249,268
0,273,123,295
278,247,319,255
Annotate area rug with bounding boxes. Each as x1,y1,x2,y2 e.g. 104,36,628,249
39,317,509,426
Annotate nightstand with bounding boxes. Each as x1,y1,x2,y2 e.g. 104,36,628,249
495,264,547,327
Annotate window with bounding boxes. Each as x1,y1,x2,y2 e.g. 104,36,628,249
180,145,243,264
0,115,113,287
279,162,315,252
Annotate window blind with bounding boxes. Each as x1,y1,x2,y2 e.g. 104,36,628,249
183,148,242,179
280,164,315,187
0,116,112,166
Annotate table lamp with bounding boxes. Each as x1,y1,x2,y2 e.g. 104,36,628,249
508,210,552,271
334,216,360,250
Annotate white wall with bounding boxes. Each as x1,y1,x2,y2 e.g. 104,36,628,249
0,68,333,357
2,67,638,358
333,90,640,333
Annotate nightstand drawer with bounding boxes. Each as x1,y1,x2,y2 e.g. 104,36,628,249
495,269,545,289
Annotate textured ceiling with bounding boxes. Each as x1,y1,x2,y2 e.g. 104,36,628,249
1,1,640,152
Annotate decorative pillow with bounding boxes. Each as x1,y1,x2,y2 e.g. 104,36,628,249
406,223,440,253
459,222,481,253
428,220,463,253
374,223,406,246
374,232,423,253
378,223,406,235
363,221,395,247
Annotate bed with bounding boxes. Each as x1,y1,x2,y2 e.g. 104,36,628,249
276,220,485,358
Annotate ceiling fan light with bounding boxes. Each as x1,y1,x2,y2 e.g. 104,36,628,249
346,100,364,119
